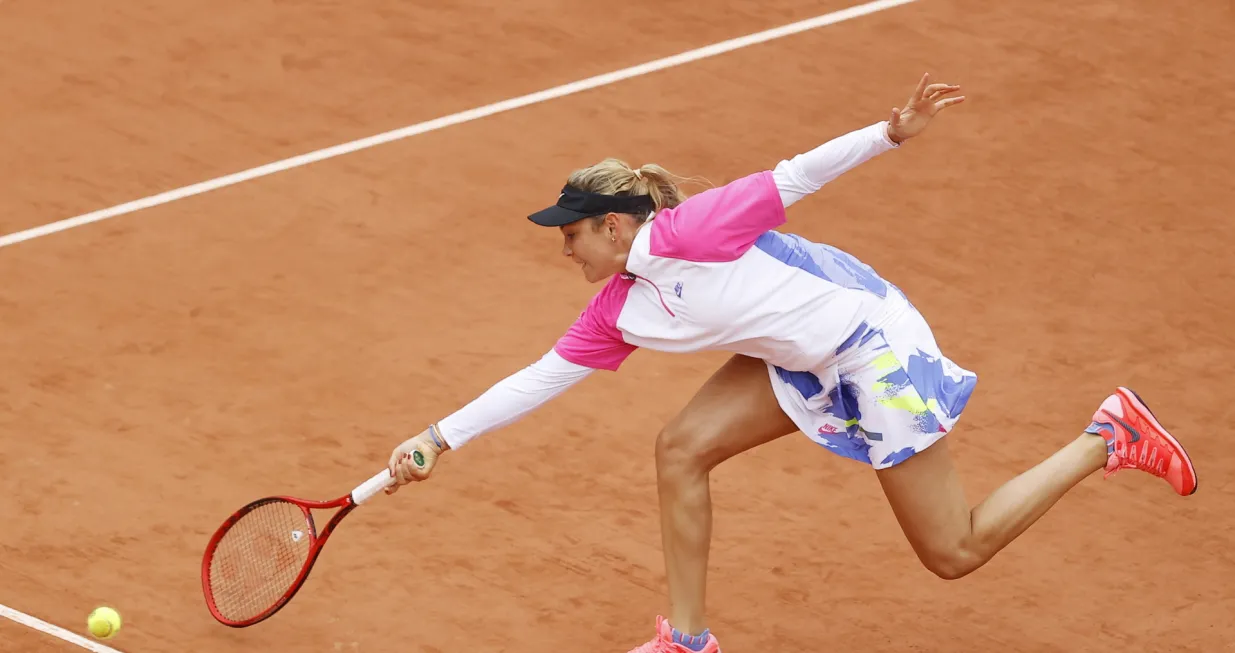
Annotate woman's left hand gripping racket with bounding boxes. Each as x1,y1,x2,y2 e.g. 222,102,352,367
200,453,422,627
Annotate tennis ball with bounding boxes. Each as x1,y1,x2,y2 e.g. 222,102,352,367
87,606,122,640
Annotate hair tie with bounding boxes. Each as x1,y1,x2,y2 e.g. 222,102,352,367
632,169,643,180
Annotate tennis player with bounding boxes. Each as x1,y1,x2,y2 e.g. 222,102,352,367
384,73,1199,653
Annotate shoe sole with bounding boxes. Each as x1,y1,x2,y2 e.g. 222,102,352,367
1117,386,1198,495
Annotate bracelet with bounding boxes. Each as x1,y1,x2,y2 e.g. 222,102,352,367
428,423,446,450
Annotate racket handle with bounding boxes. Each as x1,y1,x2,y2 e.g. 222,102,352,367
351,468,396,505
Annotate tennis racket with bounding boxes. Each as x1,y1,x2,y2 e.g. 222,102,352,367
200,454,420,627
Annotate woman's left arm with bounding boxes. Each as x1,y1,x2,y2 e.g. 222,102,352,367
773,73,965,208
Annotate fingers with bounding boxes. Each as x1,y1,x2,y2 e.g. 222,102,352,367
925,83,961,101
909,72,930,103
405,449,428,475
935,96,966,110
389,446,431,486
384,433,444,497
397,453,422,482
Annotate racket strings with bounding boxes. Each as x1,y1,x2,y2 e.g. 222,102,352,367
207,499,314,622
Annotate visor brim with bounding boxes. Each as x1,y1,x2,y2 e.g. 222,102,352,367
527,205,594,227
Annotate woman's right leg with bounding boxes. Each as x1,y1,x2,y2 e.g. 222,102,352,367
654,354,798,641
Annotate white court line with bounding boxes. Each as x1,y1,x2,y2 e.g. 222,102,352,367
0,604,125,653
0,0,914,644
0,0,917,250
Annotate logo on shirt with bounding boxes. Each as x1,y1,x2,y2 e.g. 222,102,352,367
673,282,683,298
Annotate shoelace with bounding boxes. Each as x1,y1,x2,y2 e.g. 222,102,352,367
630,639,678,653
1104,437,1168,478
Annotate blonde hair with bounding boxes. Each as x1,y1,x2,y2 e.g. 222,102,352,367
566,158,695,222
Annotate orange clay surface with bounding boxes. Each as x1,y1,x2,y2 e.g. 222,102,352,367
1,0,1233,651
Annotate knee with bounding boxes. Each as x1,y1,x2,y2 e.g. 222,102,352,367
655,419,726,480
916,543,982,581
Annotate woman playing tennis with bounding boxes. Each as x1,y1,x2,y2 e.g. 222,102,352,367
383,73,1199,653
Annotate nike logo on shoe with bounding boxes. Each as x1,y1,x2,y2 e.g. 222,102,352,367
1111,414,1142,443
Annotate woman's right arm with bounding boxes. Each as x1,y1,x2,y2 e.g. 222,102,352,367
386,244,634,490
386,349,596,489
437,349,595,449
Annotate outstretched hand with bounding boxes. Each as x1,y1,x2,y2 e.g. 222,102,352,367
385,427,448,494
886,73,965,144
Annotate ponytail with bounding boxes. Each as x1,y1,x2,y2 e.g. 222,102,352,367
565,158,696,222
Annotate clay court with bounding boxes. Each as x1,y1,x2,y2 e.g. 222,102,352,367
2,0,1233,650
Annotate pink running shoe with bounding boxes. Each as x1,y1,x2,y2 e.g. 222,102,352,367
1084,387,1198,495
627,616,720,653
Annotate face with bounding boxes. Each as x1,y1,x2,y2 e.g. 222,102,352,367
560,213,640,283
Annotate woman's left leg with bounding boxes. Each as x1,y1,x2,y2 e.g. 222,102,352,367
874,430,1107,579
873,383,1197,580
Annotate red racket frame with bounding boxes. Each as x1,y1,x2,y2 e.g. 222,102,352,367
201,466,395,628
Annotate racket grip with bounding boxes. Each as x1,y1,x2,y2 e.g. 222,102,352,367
351,468,396,505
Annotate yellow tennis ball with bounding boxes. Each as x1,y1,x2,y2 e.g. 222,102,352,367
87,607,122,639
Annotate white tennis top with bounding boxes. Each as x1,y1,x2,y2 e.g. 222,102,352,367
437,121,900,448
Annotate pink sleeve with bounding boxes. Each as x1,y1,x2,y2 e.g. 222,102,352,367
648,170,787,262
553,276,637,372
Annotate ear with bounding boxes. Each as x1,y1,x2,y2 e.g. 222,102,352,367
603,213,621,240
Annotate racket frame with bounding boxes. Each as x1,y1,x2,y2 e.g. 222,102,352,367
201,468,394,628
